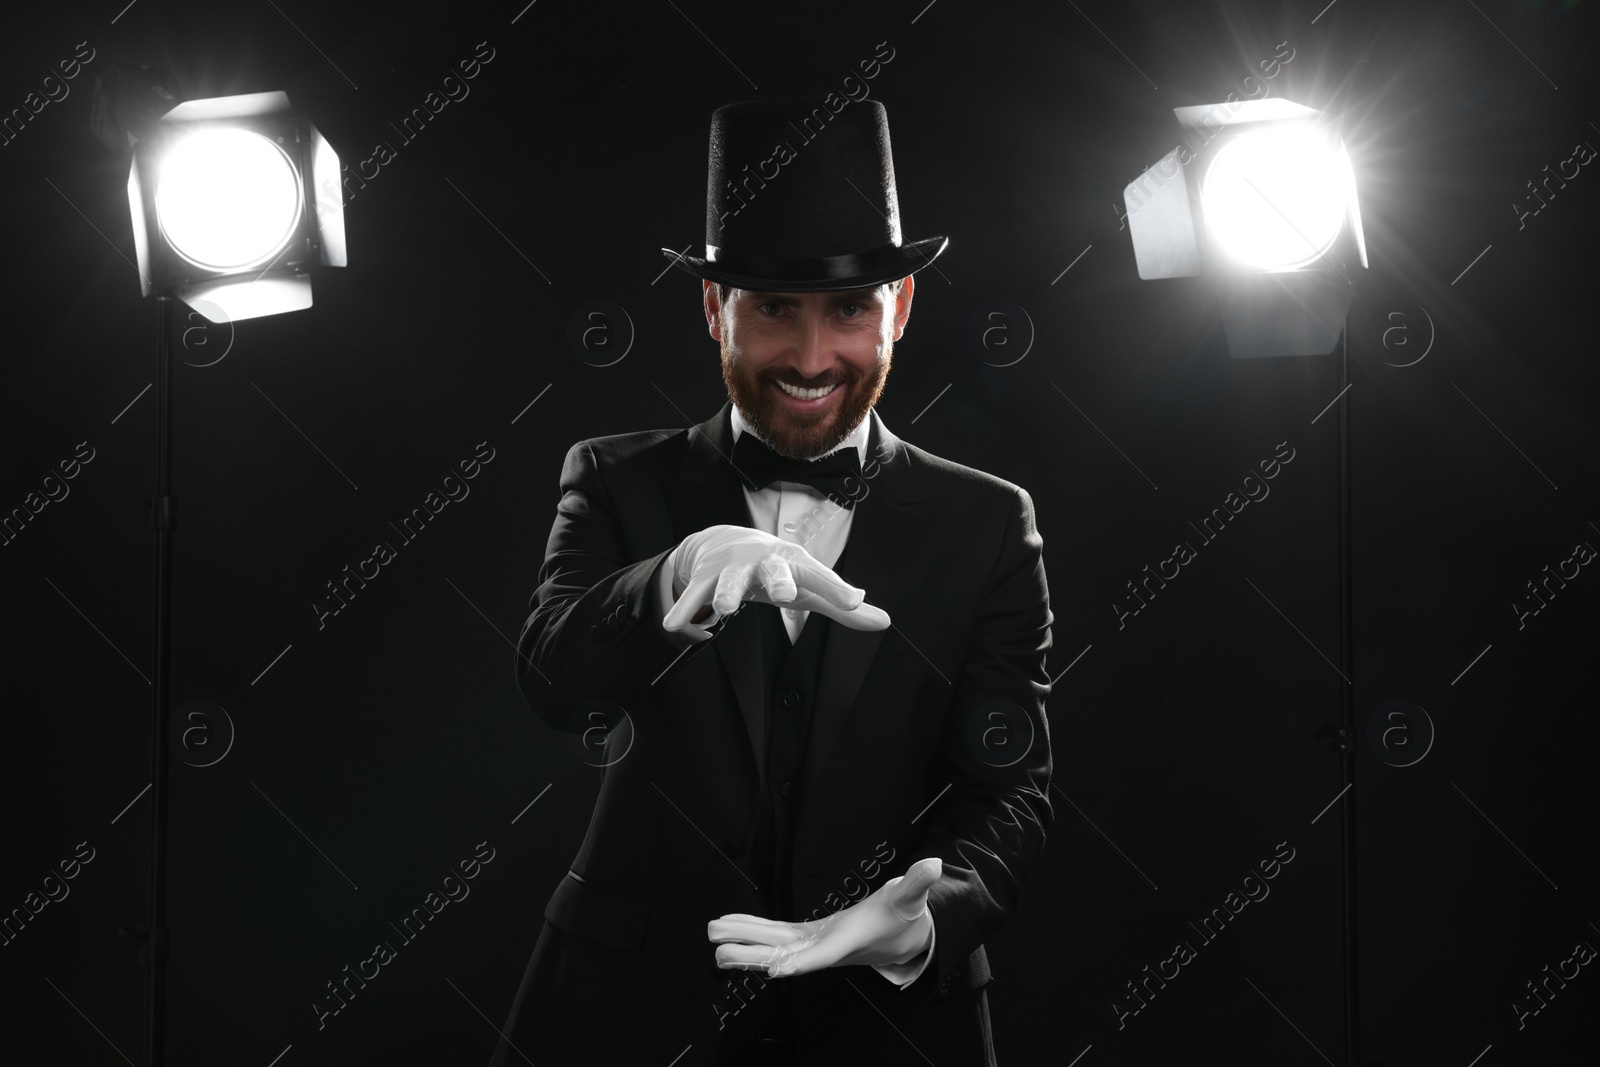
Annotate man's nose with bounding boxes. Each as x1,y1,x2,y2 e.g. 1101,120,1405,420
791,316,833,378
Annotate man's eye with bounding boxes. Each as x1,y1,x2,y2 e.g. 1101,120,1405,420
759,303,783,316
839,304,861,317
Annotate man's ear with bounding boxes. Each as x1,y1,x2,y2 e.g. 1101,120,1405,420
704,280,724,341
889,274,914,341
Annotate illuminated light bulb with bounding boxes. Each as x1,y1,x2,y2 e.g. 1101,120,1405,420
155,128,303,273
1200,127,1352,271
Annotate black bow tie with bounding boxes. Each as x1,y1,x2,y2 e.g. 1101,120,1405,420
730,430,864,508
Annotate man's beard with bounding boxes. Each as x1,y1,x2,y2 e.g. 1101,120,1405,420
721,337,892,460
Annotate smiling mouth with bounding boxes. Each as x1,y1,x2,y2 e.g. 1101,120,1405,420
774,380,840,401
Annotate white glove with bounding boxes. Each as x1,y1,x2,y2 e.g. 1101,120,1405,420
707,857,941,976
662,524,890,642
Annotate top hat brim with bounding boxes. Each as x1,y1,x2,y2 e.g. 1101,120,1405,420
660,235,948,292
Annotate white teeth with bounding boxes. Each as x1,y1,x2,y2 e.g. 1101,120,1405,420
777,381,838,401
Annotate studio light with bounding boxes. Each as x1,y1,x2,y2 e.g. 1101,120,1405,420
106,80,346,322
86,68,352,1067
155,128,304,273
1124,93,1371,1063
1200,127,1354,270
1123,98,1365,358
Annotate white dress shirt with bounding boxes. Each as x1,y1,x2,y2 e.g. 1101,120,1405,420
651,405,935,988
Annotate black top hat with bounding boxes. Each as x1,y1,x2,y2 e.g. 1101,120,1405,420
662,98,948,292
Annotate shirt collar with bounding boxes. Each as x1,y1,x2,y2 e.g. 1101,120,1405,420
729,402,878,468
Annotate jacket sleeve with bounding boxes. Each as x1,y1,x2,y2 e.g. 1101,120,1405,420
514,439,706,732
893,483,1054,1004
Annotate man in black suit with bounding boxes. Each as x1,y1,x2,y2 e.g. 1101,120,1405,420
492,99,1053,1066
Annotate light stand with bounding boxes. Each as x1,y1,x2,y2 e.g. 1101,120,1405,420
1337,325,1357,1064
146,293,175,1067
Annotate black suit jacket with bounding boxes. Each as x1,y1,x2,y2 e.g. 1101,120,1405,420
501,402,1053,1065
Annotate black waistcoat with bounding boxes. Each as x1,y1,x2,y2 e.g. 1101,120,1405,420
742,545,845,1048
746,597,835,922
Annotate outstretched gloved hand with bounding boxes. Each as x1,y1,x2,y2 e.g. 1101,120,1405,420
706,857,941,977
662,524,890,642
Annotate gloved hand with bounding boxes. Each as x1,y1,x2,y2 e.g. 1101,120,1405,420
707,857,941,976
662,524,890,642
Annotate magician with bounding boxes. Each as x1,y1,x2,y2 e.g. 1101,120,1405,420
491,98,1055,1067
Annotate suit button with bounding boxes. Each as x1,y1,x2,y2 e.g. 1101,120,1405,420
781,689,800,708
719,835,741,858
780,781,797,800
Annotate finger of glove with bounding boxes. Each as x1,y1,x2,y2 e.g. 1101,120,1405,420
711,562,756,616
811,597,891,631
888,857,944,921
760,936,843,978
662,573,719,632
715,941,802,972
787,557,866,612
755,553,798,604
707,915,803,946
743,570,889,630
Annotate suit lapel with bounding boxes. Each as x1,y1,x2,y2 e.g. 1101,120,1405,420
668,403,768,781
667,403,926,796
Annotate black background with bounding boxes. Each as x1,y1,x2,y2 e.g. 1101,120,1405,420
1,1,1596,1064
